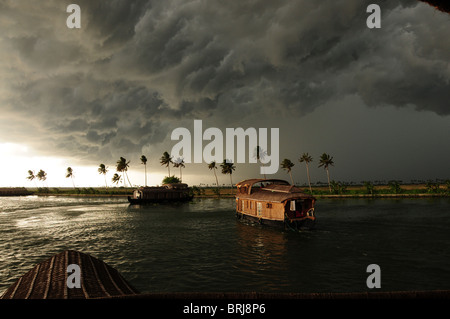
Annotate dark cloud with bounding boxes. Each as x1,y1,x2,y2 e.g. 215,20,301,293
419,0,450,13
0,0,449,170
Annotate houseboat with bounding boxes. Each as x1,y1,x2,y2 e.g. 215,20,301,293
235,179,316,230
128,183,193,204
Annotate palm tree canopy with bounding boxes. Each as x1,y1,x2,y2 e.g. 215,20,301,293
37,170,47,181
98,163,108,175
112,173,121,184
177,162,185,168
66,167,73,178
160,151,173,167
208,161,217,170
253,146,267,161
173,157,185,168
299,153,313,164
27,170,35,181
116,157,130,172
318,153,334,169
220,160,235,175
281,158,294,172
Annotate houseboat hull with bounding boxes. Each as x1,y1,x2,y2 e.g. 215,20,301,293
128,183,193,205
236,211,316,231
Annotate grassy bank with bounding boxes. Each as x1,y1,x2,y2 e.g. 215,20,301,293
192,184,450,198
1,182,449,198
0,187,33,196
21,187,132,197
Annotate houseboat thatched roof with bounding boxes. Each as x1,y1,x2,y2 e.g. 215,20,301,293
1,250,139,299
137,183,189,191
236,179,314,203
163,183,188,190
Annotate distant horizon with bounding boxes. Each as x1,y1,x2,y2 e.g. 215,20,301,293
7,178,450,189
3,161,448,189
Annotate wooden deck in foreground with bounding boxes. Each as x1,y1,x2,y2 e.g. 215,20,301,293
1,250,139,299
2,250,449,299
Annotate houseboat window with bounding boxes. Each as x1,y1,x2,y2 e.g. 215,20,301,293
242,200,245,211
257,202,262,214
290,200,296,211
250,201,253,209
266,203,272,209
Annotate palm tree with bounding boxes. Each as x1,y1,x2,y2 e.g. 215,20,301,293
299,153,313,193
281,158,295,185
36,169,47,186
318,153,334,193
160,151,173,176
26,170,37,187
208,161,220,188
66,167,75,188
140,155,148,186
173,157,185,182
253,145,267,179
112,173,121,186
220,159,236,189
98,164,108,188
116,157,131,187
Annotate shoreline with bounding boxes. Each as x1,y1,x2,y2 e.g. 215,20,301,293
0,186,448,199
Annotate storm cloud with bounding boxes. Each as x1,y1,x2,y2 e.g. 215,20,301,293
0,0,449,175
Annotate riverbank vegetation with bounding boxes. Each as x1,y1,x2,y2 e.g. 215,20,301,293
3,179,449,198
193,180,450,198
17,151,449,199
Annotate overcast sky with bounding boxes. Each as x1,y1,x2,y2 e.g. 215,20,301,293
0,0,449,187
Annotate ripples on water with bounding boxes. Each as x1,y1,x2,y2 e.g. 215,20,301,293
1,196,450,295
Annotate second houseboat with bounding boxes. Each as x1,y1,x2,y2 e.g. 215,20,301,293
128,183,193,204
235,179,316,230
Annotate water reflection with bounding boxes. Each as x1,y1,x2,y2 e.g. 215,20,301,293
233,221,291,291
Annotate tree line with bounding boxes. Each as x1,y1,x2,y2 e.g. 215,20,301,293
160,151,236,188
25,150,450,196
25,151,332,190
280,153,334,193
25,152,237,189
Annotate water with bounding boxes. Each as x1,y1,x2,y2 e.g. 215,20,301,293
1,195,450,296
